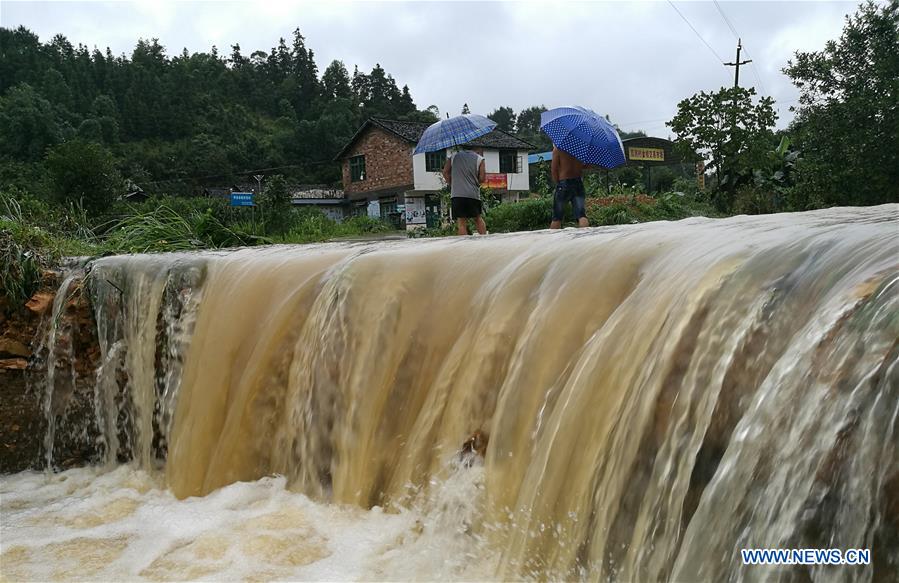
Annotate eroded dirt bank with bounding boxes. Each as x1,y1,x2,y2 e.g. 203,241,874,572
1,270,100,473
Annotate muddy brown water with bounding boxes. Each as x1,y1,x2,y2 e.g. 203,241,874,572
2,205,898,581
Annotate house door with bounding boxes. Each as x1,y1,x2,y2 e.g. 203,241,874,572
379,197,402,229
425,195,442,228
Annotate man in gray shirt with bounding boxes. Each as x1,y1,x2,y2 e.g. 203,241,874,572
442,146,487,235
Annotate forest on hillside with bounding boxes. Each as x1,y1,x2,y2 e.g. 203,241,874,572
0,26,587,200
0,27,445,194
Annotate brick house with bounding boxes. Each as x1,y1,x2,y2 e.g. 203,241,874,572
335,118,534,229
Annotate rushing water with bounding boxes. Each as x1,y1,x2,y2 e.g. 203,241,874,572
2,206,898,581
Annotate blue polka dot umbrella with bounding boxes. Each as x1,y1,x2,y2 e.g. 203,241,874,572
413,114,497,154
540,106,626,168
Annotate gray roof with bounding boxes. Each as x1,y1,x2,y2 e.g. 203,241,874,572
290,186,344,200
335,118,536,159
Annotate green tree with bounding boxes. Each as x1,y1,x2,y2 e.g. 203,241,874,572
667,86,776,210
783,0,899,208
260,174,293,234
40,68,73,110
322,60,353,100
77,118,103,142
45,139,122,216
517,105,551,150
618,129,647,140
396,85,417,116
0,27,45,93
289,28,320,116
489,106,516,132
0,26,437,195
516,106,545,136
355,63,408,119
0,83,67,161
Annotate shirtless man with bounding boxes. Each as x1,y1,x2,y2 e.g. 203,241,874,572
550,145,588,229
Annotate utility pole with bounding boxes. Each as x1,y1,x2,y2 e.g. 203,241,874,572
254,174,264,228
722,39,752,198
724,38,752,90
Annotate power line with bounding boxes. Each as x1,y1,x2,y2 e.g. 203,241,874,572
742,46,768,96
712,0,740,39
616,117,670,128
712,0,768,96
667,1,726,65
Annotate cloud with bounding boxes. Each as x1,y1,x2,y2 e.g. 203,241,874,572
1,0,859,132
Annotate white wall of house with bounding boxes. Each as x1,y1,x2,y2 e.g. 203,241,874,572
412,153,445,191
482,150,500,173
320,206,345,222
481,150,530,191
412,148,531,193
508,150,530,191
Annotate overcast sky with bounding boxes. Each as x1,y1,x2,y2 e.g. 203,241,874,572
2,0,861,134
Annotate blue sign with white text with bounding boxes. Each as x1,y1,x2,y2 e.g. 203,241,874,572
230,192,255,207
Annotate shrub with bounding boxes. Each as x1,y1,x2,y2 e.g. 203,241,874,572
277,209,393,244
486,198,553,232
259,175,292,235
336,215,392,235
279,208,339,243
45,139,122,217
732,186,786,215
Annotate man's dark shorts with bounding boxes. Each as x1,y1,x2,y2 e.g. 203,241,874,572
553,178,586,221
452,197,482,219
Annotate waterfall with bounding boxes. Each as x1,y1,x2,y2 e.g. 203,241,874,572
19,205,899,580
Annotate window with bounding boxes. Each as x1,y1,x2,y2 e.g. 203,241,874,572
349,155,366,182
380,197,402,229
499,150,520,173
425,150,446,173
380,197,397,218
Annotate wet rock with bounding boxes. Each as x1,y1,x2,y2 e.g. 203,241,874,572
459,430,489,467
0,358,28,370
0,338,31,358
25,291,54,314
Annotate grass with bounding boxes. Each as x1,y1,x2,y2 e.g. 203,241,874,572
0,194,91,307
0,224,44,308
276,214,394,244
102,206,268,253
0,189,403,312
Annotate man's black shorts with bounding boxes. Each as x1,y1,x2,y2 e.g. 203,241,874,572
452,197,482,219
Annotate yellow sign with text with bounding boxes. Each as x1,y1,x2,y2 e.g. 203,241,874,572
628,147,665,162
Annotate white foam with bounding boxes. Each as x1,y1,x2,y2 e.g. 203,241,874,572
0,465,499,581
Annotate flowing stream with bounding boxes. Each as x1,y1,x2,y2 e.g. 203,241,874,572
2,205,898,581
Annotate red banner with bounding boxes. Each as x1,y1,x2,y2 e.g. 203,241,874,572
485,173,507,189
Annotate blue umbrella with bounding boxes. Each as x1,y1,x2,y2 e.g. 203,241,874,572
413,114,497,154
540,106,626,168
